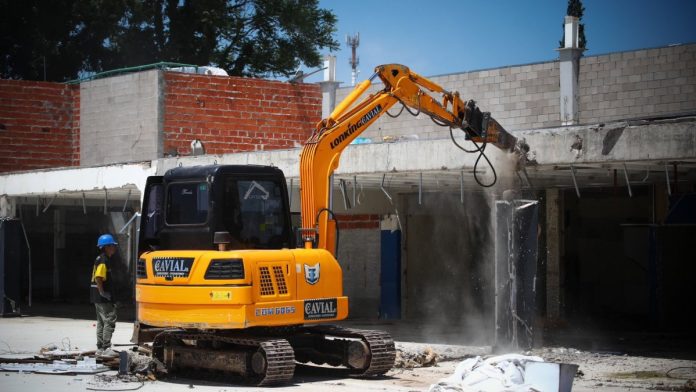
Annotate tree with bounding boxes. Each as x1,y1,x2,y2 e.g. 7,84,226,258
559,0,587,49
0,0,126,82
0,0,338,81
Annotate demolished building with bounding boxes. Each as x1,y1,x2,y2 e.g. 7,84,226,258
1,19,694,351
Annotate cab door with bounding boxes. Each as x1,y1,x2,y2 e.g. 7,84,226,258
137,176,164,255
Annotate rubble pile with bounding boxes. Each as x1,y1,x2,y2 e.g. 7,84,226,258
0,345,160,378
394,346,439,369
86,373,148,391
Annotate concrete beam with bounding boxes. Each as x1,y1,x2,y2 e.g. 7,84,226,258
0,163,155,199
518,118,696,165
1,118,694,199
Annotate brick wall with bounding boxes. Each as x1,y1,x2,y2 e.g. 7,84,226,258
0,80,78,173
163,72,321,156
579,44,696,123
336,214,380,229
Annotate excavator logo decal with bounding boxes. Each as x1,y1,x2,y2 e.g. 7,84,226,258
329,105,383,149
243,181,270,200
304,263,320,285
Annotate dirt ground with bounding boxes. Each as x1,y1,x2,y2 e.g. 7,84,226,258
0,316,694,391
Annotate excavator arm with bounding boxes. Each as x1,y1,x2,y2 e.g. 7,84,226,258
299,64,518,254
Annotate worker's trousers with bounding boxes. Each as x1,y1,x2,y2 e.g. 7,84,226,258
95,303,117,350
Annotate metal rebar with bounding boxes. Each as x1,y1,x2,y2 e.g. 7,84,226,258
623,163,633,198
339,179,351,210
122,190,131,212
380,174,393,203
119,212,141,234
353,176,357,207
418,173,423,205
42,195,56,213
19,220,32,307
570,164,581,198
82,192,87,215
664,163,671,196
104,188,108,215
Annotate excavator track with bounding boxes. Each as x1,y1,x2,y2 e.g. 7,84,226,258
152,330,295,386
294,325,396,376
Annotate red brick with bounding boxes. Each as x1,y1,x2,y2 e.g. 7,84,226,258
0,79,78,173
162,72,319,156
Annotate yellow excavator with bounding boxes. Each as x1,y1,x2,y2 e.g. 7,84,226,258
133,64,517,385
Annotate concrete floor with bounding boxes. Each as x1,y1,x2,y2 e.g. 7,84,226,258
0,311,695,391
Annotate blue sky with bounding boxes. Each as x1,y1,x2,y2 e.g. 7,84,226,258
301,0,696,84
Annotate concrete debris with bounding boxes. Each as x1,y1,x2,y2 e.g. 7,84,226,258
427,354,578,392
0,357,110,374
394,346,439,369
86,373,148,391
0,342,160,380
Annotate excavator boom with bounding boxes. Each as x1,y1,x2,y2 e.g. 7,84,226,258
300,64,517,253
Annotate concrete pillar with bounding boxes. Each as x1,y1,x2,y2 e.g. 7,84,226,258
546,188,564,319
319,55,340,119
557,16,583,126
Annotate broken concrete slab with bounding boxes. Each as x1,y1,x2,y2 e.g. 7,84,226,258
0,357,110,374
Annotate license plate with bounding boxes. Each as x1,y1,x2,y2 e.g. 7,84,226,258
152,257,194,278
304,298,337,320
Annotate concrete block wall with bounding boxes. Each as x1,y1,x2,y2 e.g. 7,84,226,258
80,70,162,166
335,43,696,140
0,80,79,173
335,61,560,141
163,72,321,155
336,214,381,319
579,44,696,123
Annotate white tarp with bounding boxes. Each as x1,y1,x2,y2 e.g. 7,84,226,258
428,354,571,392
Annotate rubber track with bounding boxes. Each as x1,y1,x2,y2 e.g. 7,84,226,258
154,331,295,386
302,325,396,376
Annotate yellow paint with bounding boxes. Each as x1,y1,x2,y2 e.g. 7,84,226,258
211,291,233,301
136,247,348,329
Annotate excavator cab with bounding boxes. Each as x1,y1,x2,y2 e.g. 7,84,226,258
138,165,294,254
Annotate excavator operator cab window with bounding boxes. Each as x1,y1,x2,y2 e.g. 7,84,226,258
223,178,289,249
143,183,164,240
166,182,210,225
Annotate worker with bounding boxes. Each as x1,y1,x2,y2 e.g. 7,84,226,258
90,234,119,356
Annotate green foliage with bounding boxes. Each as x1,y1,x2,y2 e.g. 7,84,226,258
0,0,338,81
559,0,587,49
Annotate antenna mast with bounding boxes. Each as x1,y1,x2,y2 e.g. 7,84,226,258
346,33,360,86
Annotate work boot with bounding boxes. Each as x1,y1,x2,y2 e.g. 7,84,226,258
100,348,118,357
95,348,104,356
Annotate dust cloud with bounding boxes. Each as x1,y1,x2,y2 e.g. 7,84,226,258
402,151,522,346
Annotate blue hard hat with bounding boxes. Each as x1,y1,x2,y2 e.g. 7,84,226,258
97,234,118,248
